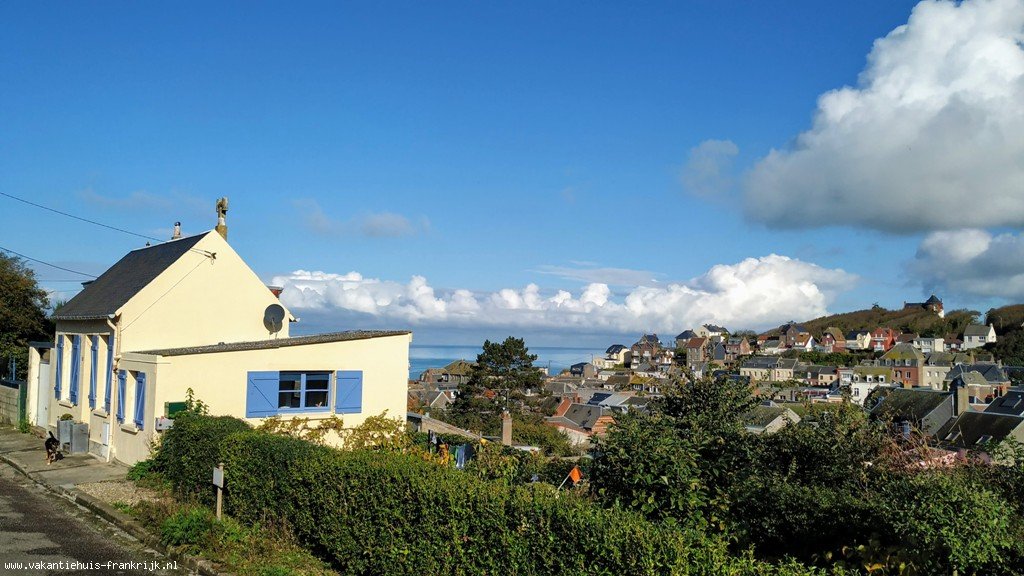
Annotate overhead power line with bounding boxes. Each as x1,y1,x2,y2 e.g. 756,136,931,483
0,245,98,278
1,191,162,242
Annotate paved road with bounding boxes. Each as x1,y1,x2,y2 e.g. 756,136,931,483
0,464,191,576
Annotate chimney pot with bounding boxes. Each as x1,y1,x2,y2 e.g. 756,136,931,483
501,410,512,446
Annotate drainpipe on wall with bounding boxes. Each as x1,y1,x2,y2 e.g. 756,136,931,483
105,314,121,463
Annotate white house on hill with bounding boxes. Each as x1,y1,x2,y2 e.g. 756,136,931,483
28,207,411,465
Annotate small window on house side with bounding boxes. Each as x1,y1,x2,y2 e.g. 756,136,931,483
304,372,330,407
279,372,302,408
278,371,332,411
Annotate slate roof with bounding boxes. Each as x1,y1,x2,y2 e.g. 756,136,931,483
985,390,1024,416
883,343,925,362
544,380,577,396
925,294,942,305
136,330,411,357
963,324,993,337
744,405,794,429
742,356,779,370
946,363,1009,385
703,324,728,333
605,375,630,388
936,412,1024,449
712,343,726,361
776,358,800,370
871,388,950,423
605,344,627,355
53,233,209,320
804,365,837,376
635,334,659,346
675,330,697,340
560,404,606,430
951,370,989,388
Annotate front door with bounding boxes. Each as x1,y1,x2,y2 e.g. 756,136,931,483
35,361,49,426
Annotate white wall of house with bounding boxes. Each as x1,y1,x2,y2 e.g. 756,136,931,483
104,332,412,465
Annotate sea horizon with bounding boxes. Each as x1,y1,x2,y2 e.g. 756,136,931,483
408,343,605,381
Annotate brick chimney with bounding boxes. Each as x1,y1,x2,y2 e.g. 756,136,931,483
501,410,512,446
951,377,970,416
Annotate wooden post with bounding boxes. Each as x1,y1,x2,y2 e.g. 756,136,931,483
213,462,224,521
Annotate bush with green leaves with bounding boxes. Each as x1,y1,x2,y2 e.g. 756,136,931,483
218,430,832,576
126,458,156,481
160,506,215,550
151,411,250,502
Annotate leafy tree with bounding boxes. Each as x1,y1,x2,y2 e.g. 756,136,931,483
464,336,543,395
590,411,710,530
592,375,759,531
0,253,53,380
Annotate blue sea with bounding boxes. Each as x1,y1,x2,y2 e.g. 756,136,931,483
409,345,603,381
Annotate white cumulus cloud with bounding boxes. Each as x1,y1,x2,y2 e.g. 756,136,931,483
912,228,1024,299
745,0,1024,233
272,255,856,335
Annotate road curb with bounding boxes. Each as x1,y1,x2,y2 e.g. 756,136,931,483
72,491,224,576
1,448,226,576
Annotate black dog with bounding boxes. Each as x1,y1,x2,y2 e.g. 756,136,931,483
44,431,62,465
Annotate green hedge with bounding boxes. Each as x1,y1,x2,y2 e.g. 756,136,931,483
152,411,250,503
219,431,833,576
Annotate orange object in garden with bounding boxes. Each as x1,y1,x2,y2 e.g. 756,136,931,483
568,465,582,484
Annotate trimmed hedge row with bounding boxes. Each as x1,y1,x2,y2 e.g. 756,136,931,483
218,431,833,576
153,411,251,503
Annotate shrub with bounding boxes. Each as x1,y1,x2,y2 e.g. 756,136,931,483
152,411,249,502
126,458,156,481
160,506,215,549
219,431,826,576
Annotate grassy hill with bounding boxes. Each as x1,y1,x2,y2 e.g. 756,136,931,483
764,303,1024,340
761,306,980,339
806,306,978,338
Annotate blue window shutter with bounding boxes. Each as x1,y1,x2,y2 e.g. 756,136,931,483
116,370,126,423
246,371,280,418
104,337,114,412
134,373,146,429
54,336,64,399
69,335,81,405
88,336,98,409
335,370,363,414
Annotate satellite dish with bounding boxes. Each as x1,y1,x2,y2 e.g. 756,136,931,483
264,304,286,334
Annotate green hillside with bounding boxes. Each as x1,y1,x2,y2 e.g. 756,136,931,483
803,306,977,338
769,303,1024,340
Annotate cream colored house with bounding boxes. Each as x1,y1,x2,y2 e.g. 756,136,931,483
29,223,411,465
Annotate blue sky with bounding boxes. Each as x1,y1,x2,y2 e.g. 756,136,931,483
3,0,1023,346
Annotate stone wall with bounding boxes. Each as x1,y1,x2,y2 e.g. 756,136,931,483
0,381,26,426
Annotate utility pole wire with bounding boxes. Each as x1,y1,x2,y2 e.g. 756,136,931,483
0,245,98,278
0,191,162,242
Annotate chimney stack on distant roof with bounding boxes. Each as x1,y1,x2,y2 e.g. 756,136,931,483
172,222,181,240
501,410,512,446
